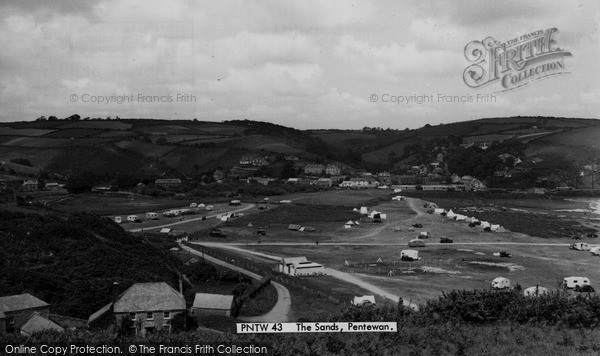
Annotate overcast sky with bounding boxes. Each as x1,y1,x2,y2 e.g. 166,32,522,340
0,0,598,129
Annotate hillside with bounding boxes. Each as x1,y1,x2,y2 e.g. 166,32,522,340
0,116,599,188
0,210,183,319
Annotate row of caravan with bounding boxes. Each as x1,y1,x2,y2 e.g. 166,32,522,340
492,276,593,294
113,205,214,223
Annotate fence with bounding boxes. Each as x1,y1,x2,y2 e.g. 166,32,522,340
346,258,470,275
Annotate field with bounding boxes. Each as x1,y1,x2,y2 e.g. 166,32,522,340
0,127,55,136
115,140,177,157
50,194,191,215
182,190,600,310
58,120,132,130
42,128,105,138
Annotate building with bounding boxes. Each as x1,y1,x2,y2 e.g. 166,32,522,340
0,294,50,335
239,156,268,166
88,282,186,335
191,293,234,318
21,180,38,191
284,155,299,161
19,312,64,336
278,257,325,276
44,182,62,191
247,177,276,186
304,164,325,175
377,172,392,185
460,175,486,190
155,178,182,189
325,164,340,176
315,178,333,187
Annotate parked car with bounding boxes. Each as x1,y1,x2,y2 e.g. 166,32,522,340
440,237,453,243
412,223,423,228
209,229,226,238
408,239,425,247
493,251,511,258
570,242,591,251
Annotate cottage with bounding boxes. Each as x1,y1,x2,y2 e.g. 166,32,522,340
19,312,64,336
21,180,38,191
325,164,341,176
304,164,325,175
0,294,50,335
155,178,182,189
88,282,186,335
278,257,324,276
192,293,234,318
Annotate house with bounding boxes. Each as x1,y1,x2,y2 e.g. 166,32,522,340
88,282,186,335
21,180,38,191
0,293,50,335
192,293,234,318
315,178,333,187
44,182,62,191
248,177,276,186
325,165,340,176
377,172,392,185
284,156,299,161
239,156,268,166
460,176,486,190
304,164,325,175
155,178,182,189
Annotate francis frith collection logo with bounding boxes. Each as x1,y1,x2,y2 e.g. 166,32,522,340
463,28,572,91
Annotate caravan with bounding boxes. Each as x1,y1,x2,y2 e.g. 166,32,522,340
491,277,510,290
562,277,590,289
146,212,159,220
400,249,420,261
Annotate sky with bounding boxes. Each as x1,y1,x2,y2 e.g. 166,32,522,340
0,0,598,129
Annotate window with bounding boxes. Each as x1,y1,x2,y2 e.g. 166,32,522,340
163,325,171,333
146,312,154,320
129,313,136,320
163,311,170,319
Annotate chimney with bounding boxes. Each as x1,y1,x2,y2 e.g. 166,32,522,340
111,282,119,304
178,276,183,294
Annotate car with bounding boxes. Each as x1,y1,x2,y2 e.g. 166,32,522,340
408,239,426,247
575,285,595,293
256,229,266,236
493,251,511,258
209,229,226,238
412,223,423,228
440,237,453,243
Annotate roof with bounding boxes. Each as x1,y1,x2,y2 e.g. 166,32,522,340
0,294,49,313
88,303,112,324
155,178,182,184
113,282,185,313
19,312,64,336
192,293,234,310
282,257,308,265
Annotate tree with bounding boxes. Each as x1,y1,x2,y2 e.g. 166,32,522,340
48,116,58,121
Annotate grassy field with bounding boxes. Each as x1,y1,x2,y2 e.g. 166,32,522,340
42,128,103,138
0,127,55,136
51,194,190,215
59,120,132,130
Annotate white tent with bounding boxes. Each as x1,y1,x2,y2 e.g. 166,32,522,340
198,203,205,208
344,224,352,229
353,208,359,212
360,207,368,215
480,221,491,228
490,224,500,231
401,249,420,260
160,228,172,234
446,210,456,218
368,211,380,218
434,208,444,214
465,217,477,223
496,226,506,232
220,216,228,222
455,215,467,221
345,220,355,225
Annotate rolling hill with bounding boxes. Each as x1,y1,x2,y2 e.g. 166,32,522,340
0,116,598,188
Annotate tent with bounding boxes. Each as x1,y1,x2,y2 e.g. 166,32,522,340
490,224,500,231
360,207,368,215
455,215,467,221
434,208,444,214
353,208,359,212
160,228,172,234
446,210,456,219
288,224,301,231
480,221,491,228
346,220,356,225
496,226,506,232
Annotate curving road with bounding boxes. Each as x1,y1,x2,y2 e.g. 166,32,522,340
191,241,419,310
178,243,291,322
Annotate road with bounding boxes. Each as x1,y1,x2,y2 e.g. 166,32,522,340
195,241,572,247
178,243,291,322
190,242,419,310
127,204,256,232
